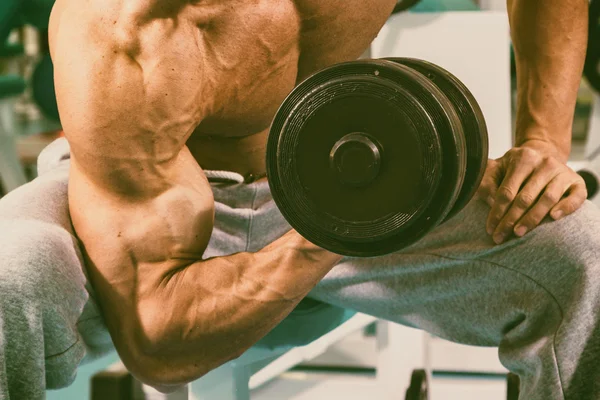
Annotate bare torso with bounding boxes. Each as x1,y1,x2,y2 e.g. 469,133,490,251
49,0,396,178
46,0,397,383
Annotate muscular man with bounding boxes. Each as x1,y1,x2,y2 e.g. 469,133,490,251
0,0,596,399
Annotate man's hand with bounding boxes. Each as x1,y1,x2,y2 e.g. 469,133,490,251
477,143,587,244
493,0,588,245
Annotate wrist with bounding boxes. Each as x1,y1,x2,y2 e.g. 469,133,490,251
515,130,571,163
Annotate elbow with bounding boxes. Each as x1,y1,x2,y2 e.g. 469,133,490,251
122,341,212,390
121,312,246,389
133,368,200,395
132,372,194,395
124,324,196,388
126,346,243,392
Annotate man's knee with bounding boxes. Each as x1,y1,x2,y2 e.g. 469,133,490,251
536,201,600,267
513,202,600,395
512,201,600,306
0,219,89,333
0,219,90,388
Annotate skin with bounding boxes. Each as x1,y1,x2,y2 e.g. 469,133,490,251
477,0,589,244
49,0,396,391
47,0,587,391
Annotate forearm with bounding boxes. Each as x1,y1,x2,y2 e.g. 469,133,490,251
68,167,339,387
509,0,588,161
135,231,341,386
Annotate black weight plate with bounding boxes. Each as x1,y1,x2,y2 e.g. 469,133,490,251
506,373,520,400
577,169,599,199
405,369,429,400
584,0,600,93
388,58,488,220
392,0,423,14
267,59,465,257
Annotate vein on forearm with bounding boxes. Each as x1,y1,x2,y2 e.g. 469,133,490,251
509,0,588,153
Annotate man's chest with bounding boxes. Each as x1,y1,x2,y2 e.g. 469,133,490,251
191,0,396,138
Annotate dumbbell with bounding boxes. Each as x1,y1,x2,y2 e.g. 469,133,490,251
506,373,520,400
405,369,429,400
267,58,488,257
403,369,520,399
578,169,600,199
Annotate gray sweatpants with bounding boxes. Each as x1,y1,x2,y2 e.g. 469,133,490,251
2,138,600,400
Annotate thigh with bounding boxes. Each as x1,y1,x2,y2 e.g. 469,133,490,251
309,197,600,344
413,197,600,305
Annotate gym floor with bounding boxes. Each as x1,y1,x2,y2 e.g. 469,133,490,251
253,373,508,400
44,331,512,400
249,328,511,400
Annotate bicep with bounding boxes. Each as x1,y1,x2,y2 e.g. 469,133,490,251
68,154,214,284
67,152,215,372
49,0,216,364
49,0,206,192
